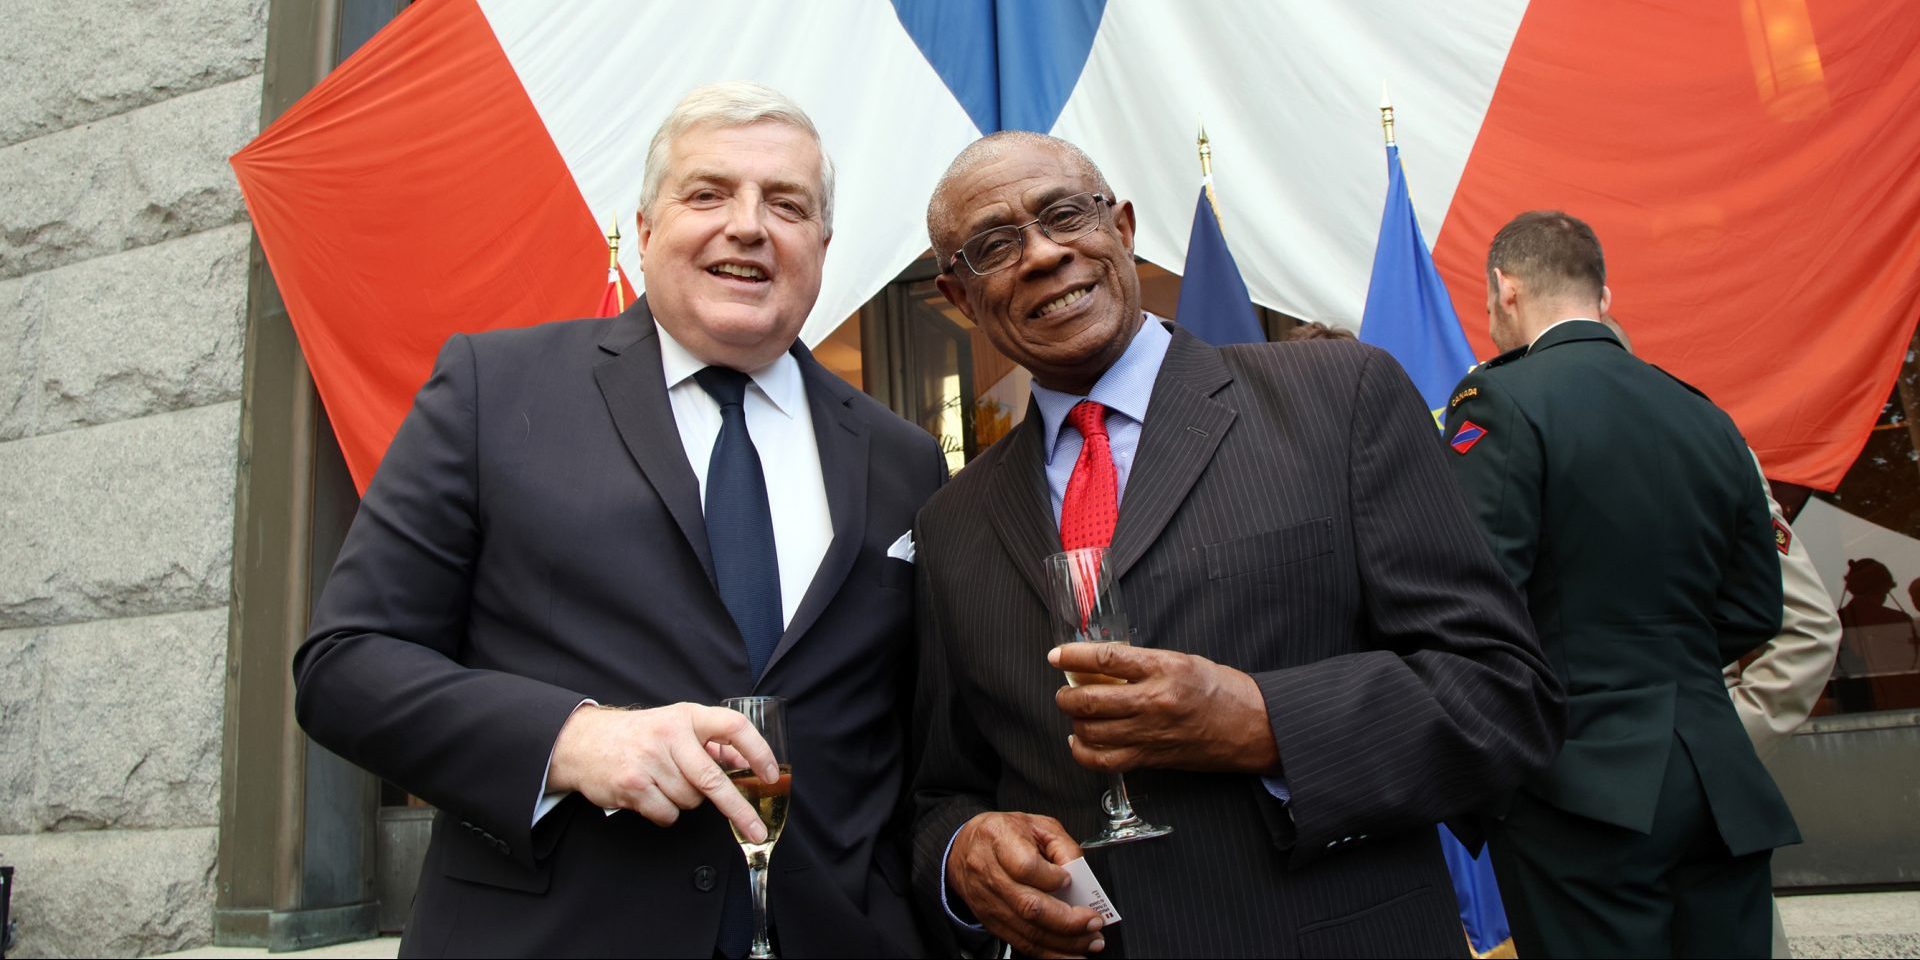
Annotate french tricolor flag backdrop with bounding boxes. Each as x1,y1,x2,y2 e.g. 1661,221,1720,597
231,0,1920,493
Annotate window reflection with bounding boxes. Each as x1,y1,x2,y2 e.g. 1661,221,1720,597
1795,330,1920,717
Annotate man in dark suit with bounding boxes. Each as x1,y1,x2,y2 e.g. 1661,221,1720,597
293,82,943,957
909,131,1564,958
1444,211,1797,957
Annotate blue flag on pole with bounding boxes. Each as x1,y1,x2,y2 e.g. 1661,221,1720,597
1360,142,1508,956
1358,144,1477,427
1176,187,1264,346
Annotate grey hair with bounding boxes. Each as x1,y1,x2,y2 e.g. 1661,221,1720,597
926,131,1112,262
638,81,836,237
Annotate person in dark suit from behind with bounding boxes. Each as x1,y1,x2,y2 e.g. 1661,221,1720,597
293,82,943,957
1280,319,1357,342
910,130,1564,958
1444,211,1797,958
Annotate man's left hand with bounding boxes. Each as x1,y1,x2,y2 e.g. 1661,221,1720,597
1050,643,1279,775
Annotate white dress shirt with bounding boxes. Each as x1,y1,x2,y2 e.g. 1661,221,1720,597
655,320,834,628
534,321,833,824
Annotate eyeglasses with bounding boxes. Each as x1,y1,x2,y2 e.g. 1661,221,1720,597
946,193,1112,276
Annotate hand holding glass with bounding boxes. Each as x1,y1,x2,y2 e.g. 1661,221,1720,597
1042,547,1173,848
724,696,790,960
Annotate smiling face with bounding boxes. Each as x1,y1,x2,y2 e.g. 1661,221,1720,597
638,120,829,371
932,140,1142,395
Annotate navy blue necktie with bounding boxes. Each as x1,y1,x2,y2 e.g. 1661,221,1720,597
696,367,781,959
695,366,783,683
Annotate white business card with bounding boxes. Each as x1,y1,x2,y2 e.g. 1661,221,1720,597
1055,856,1122,925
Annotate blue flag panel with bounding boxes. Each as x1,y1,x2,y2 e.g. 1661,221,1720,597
1359,144,1478,427
891,0,1106,134
1176,188,1264,346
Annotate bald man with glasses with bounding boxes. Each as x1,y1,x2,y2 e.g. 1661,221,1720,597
906,131,1563,958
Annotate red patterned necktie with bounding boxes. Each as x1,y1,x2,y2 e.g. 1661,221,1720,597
1060,400,1119,550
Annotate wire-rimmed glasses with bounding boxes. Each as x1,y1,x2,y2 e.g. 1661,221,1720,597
946,193,1112,276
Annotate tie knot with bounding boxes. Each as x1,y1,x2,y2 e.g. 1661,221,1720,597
695,366,752,408
1068,400,1109,441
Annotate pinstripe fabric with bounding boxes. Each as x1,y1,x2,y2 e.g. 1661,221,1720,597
911,325,1564,958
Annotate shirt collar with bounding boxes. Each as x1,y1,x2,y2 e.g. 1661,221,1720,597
1030,314,1172,464
654,319,803,418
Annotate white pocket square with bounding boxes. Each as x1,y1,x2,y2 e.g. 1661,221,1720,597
887,530,915,563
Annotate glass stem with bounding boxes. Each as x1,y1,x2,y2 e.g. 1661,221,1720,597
1106,772,1143,826
747,852,773,959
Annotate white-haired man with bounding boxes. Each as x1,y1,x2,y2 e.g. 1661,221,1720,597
296,81,942,957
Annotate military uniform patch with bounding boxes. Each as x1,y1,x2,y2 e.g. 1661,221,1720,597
1451,386,1479,409
1773,518,1792,555
1450,421,1487,454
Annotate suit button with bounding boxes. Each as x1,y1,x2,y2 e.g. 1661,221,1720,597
693,865,718,892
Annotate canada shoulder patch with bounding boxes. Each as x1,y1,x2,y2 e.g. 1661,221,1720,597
1450,386,1479,409
1773,518,1792,555
1450,420,1487,454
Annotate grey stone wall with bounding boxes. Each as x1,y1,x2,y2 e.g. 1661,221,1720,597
0,0,266,955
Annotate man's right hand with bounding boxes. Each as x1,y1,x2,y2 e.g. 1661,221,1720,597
947,812,1105,958
547,702,778,841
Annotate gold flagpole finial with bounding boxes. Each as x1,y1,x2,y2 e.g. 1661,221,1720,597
606,218,625,312
1379,82,1396,147
1197,123,1220,220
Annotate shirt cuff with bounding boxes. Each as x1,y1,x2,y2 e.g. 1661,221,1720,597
532,698,598,826
940,823,986,931
1262,775,1291,803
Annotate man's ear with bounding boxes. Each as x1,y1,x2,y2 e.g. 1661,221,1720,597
635,210,652,258
1112,198,1137,252
1494,268,1520,309
934,271,973,321
1598,284,1613,317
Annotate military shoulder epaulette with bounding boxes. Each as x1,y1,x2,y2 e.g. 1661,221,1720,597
1649,362,1713,401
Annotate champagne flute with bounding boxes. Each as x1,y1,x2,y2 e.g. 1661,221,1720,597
723,695,791,960
1042,547,1173,848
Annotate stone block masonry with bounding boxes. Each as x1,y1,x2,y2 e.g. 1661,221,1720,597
0,0,266,954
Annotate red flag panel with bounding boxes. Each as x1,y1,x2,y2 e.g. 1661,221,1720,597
231,0,610,490
1434,0,1920,490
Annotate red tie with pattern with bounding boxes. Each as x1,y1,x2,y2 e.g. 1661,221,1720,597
1060,400,1119,550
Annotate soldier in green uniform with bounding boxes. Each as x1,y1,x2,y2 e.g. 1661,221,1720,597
1444,211,1797,958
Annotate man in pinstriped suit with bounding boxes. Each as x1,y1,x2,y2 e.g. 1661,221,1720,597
908,131,1565,958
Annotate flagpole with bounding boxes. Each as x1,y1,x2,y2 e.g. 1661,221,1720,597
605,218,624,312
1379,83,1396,147
1196,124,1220,221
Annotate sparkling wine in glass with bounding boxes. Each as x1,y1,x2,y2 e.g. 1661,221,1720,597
724,695,790,960
1042,547,1173,848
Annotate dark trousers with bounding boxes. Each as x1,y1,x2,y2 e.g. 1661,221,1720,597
1490,737,1773,959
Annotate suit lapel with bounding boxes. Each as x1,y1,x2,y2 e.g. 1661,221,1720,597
984,403,1061,607
592,299,716,584
1107,328,1236,584
761,347,868,680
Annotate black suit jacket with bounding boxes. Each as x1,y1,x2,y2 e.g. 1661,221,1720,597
1443,319,1797,856
911,326,1563,958
295,299,946,957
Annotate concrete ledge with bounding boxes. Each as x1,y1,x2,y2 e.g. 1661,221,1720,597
146,891,1920,959
1781,890,1920,959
